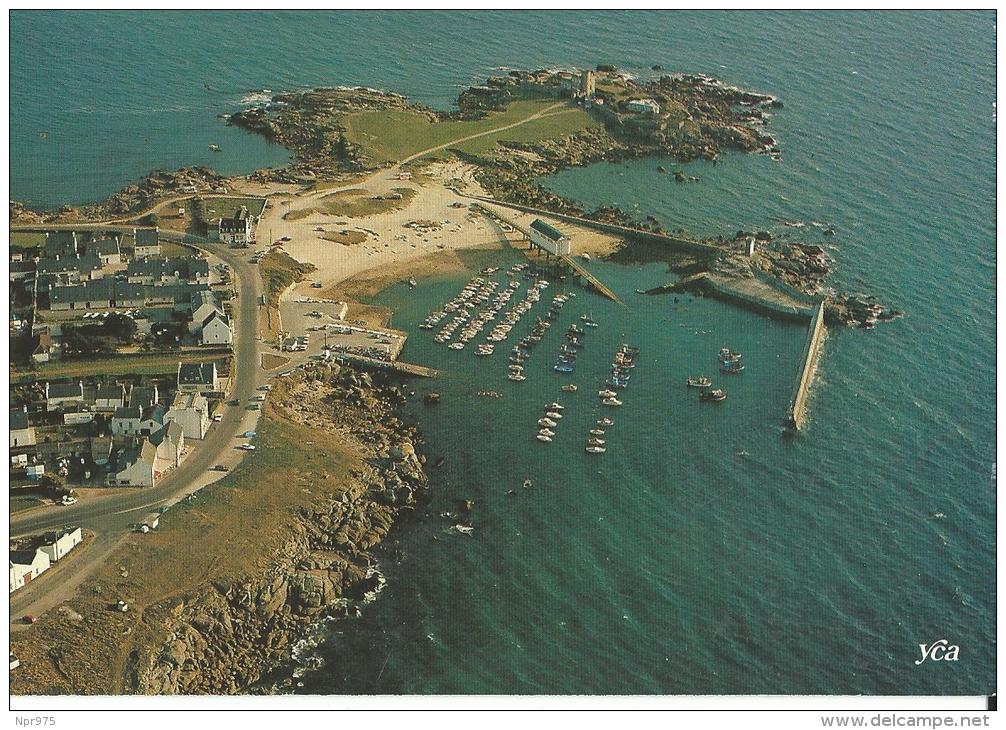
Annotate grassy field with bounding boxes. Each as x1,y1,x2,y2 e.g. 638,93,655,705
284,187,417,221
8,394,360,695
341,100,597,162
258,250,316,335
321,229,369,245
11,231,47,249
11,352,231,384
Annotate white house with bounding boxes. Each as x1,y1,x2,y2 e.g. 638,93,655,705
189,290,221,333
529,219,571,256
133,228,161,258
40,527,83,562
9,407,36,449
627,98,661,115
10,548,51,593
110,439,157,487
217,207,254,246
45,381,84,412
152,421,185,470
200,312,233,346
165,391,210,440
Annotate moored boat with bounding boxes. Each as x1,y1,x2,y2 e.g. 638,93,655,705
601,397,622,407
700,388,727,402
686,376,712,388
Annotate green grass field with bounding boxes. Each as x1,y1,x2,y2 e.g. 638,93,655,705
11,352,231,384
341,100,599,162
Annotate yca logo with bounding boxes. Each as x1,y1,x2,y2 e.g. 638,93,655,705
915,639,960,665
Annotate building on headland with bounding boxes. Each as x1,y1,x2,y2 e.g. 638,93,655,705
626,98,661,115
217,206,255,246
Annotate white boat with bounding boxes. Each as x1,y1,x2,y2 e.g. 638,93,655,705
602,398,622,407
536,434,553,443
585,446,606,454
597,417,614,426
587,438,606,446
508,373,527,382
598,389,617,398
545,411,563,420
538,428,555,437
538,418,557,428
448,342,464,350
546,402,565,411
561,384,578,392
590,428,605,436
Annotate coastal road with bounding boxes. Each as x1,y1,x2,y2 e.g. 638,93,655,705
10,235,264,539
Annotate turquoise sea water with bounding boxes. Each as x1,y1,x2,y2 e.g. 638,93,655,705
10,11,995,695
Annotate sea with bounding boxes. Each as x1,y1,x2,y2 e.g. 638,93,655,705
10,10,995,695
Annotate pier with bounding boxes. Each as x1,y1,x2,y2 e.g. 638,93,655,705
787,301,827,430
332,353,439,378
473,201,621,303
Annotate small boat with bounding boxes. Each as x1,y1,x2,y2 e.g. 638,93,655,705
585,446,606,454
523,478,534,489
589,429,606,436
561,384,578,392
546,402,565,411
597,417,614,427
209,144,221,152
508,373,527,382
536,433,553,443
408,277,417,288
719,348,742,363
538,428,555,437
720,362,745,374
598,389,617,398
539,418,557,428
602,397,622,407
587,438,605,446
448,342,464,350
700,389,727,402
553,363,574,373
545,411,563,420
686,376,712,388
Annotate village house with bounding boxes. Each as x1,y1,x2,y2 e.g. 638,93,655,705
45,381,84,411
128,383,159,410
47,278,116,311
200,312,233,346
30,329,60,364
188,290,222,333
177,362,221,394
94,383,127,412
9,407,36,449
151,421,185,469
111,403,165,437
40,527,83,562
115,282,147,308
87,236,122,266
109,439,157,487
126,257,210,286
36,255,104,285
9,548,50,593
42,230,79,258
165,390,210,439
133,228,161,258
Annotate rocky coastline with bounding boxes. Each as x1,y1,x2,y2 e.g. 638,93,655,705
135,364,429,694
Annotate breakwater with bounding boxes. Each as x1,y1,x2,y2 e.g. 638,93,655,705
787,301,827,430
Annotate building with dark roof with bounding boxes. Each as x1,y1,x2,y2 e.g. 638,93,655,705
133,228,161,258
177,362,220,393
529,219,571,255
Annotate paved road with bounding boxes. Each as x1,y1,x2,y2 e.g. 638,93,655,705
10,235,264,540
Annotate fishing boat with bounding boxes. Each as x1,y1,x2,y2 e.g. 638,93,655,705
602,397,622,407
537,428,555,437
475,344,494,356
700,389,727,402
545,412,563,421
546,402,565,411
448,342,464,350
719,348,742,363
208,144,221,151
598,389,617,398
508,372,527,382
580,314,598,328
686,376,712,388
587,438,606,446
553,363,575,373
536,433,553,443
585,445,607,454
538,418,557,428
561,384,578,392
720,362,745,374
597,417,614,427
589,428,606,436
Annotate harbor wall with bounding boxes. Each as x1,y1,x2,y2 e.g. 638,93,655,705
673,273,817,322
787,301,827,430
469,196,727,257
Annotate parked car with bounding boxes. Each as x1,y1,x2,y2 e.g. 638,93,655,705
211,464,229,472
212,414,223,422
237,444,256,451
